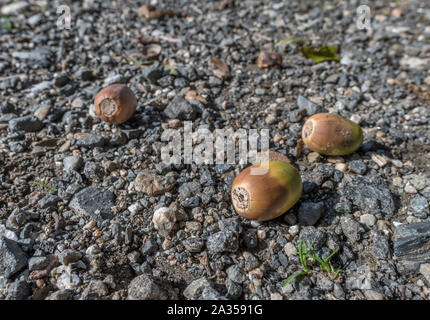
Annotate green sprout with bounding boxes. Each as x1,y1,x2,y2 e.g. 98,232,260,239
33,181,57,191
282,240,341,287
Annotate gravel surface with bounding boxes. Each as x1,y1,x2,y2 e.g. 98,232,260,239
1,0,430,300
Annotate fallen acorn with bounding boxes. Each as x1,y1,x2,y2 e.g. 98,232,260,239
257,51,282,69
302,113,363,156
94,84,137,124
231,161,302,221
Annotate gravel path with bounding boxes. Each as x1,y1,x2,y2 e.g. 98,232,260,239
0,0,430,300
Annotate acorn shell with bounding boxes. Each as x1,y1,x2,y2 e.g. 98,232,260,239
302,113,363,156
94,84,137,124
231,161,302,221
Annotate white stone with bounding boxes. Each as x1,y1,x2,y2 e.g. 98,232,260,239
152,207,176,236
283,242,297,257
360,214,376,227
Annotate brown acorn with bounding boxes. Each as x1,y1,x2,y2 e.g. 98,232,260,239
302,113,363,156
231,161,302,221
257,51,282,69
94,84,137,124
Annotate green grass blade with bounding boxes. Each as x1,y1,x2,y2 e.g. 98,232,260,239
33,181,57,191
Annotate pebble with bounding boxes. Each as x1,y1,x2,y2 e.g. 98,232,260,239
419,264,430,284
409,196,429,219
58,249,82,265
207,231,239,253
183,277,211,299
69,187,115,222
9,116,43,133
152,207,176,237
360,214,376,227
298,201,324,226
0,236,28,279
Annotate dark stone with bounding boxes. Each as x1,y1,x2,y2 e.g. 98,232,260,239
349,160,367,175
409,196,429,219
142,64,164,84
6,280,30,300
225,279,242,299
141,238,158,255
207,231,239,253
0,236,28,279
76,134,107,148
9,116,43,132
127,274,177,300
183,237,204,253
297,95,323,115
393,221,430,274
341,176,395,217
38,195,60,209
12,48,53,67
299,227,327,250
69,187,115,222
0,101,15,114
298,201,324,226
164,96,198,120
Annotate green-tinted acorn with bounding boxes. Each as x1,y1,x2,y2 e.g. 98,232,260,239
231,161,302,221
302,113,363,156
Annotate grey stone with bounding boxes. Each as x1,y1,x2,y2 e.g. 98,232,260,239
242,251,259,271
218,217,242,234
63,156,83,172
297,95,322,115
127,274,177,300
340,216,363,243
298,201,324,226
349,160,367,175
141,238,158,255
225,279,242,299
76,134,107,148
341,176,395,217
370,233,391,260
178,181,201,198
58,249,82,265
81,280,109,300
45,289,71,300
183,237,204,253
226,265,246,284
299,226,327,250
207,231,239,253
0,236,28,279
69,187,114,222
199,286,223,300
6,279,30,300
409,196,429,219
12,48,53,67
183,277,211,299
242,230,258,249
419,264,430,284
28,256,49,271
38,195,60,209
393,221,430,274
164,96,198,120
142,64,164,84
9,116,43,132
0,101,14,114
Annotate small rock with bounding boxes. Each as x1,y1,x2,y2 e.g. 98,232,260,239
9,116,43,133
409,196,429,219
127,274,177,300
297,95,322,115
164,96,198,120
6,279,30,300
76,134,106,148
299,227,326,250
340,216,363,243
58,249,82,265
349,160,367,175
298,201,324,226
207,231,239,253
183,237,204,252
28,256,49,271
360,214,376,227
419,264,430,284
45,289,71,300
152,207,176,237
0,236,28,279
134,173,176,195
226,265,246,284
69,187,115,222
183,277,211,299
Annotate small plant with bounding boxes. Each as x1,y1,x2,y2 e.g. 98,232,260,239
33,181,57,191
282,240,341,287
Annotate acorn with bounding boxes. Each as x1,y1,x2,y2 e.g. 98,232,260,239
231,161,302,221
94,84,137,124
302,113,363,156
